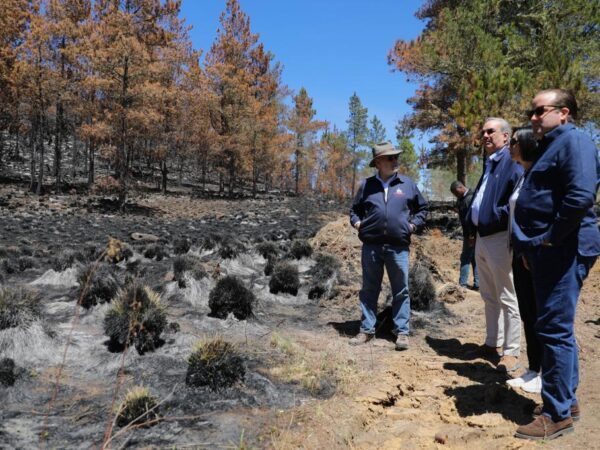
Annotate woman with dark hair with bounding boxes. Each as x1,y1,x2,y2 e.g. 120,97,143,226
507,127,543,393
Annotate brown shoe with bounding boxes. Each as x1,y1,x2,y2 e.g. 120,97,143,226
496,355,520,373
395,334,409,351
349,333,374,346
533,403,580,422
515,415,574,440
466,344,503,359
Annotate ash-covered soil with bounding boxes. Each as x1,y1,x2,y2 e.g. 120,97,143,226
1,187,599,449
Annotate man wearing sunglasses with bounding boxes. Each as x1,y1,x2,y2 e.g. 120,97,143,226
466,118,523,373
350,141,428,350
513,89,600,441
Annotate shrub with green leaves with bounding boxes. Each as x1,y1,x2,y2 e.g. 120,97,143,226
269,261,300,296
0,287,41,330
115,386,159,427
208,276,255,320
186,339,245,390
103,283,167,354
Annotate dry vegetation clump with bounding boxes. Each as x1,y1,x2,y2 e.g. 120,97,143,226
0,258,16,274
208,275,255,320
218,239,246,260
143,244,166,261
103,283,167,354
269,261,300,296
115,386,159,428
172,255,207,288
17,256,36,272
106,237,133,264
409,262,436,311
256,241,279,260
308,253,341,300
78,263,121,309
173,238,191,255
186,338,245,390
437,282,466,304
290,239,313,260
0,357,17,386
0,287,41,330
51,249,86,271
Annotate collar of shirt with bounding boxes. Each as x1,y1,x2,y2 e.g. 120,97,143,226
375,172,398,188
540,123,576,146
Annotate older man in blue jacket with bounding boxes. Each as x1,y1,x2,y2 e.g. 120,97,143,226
350,141,428,351
513,89,600,441
466,118,523,372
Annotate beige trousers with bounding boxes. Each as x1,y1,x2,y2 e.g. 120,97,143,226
475,231,520,356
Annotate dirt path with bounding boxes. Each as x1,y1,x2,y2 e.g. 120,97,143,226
263,216,600,449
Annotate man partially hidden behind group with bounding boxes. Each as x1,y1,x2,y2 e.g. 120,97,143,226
450,181,479,290
467,118,523,373
349,142,428,351
512,89,599,441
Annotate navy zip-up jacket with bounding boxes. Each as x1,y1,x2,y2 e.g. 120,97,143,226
513,124,600,256
466,147,523,237
350,173,428,247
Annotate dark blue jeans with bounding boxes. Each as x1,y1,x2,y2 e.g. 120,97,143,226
359,243,410,336
459,240,479,288
527,243,597,421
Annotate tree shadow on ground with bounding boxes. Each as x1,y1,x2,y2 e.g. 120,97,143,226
443,381,536,425
425,336,500,363
328,306,396,342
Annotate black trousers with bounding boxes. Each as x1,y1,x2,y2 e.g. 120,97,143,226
512,253,542,372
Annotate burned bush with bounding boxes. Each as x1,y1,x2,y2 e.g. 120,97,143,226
173,238,191,255
208,276,255,320
290,239,313,259
409,263,436,311
17,256,35,272
172,255,207,288
256,241,279,260
143,244,166,261
218,239,246,260
308,253,341,300
0,358,17,387
77,263,120,308
116,386,159,427
106,238,132,264
186,339,245,390
103,283,167,354
269,261,300,296
0,258,16,274
264,257,275,276
0,287,41,330
52,250,85,271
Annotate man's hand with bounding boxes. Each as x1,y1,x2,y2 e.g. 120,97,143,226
353,221,361,230
409,223,416,233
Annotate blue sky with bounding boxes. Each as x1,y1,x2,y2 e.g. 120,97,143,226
180,0,427,145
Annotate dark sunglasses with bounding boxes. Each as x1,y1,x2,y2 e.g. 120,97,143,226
526,105,563,119
383,155,399,162
480,128,497,137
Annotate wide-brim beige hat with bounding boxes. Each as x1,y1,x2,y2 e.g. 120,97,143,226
369,141,401,167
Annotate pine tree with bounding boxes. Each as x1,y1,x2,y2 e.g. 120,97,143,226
368,115,386,147
395,119,419,183
346,92,368,196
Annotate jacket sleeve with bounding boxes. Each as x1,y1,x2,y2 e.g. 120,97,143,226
409,183,428,230
350,180,366,226
546,134,598,245
496,161,523,228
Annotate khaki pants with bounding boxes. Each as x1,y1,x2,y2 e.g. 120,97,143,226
475,231,520,356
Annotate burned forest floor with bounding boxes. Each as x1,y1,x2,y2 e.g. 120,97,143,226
1,185,599,449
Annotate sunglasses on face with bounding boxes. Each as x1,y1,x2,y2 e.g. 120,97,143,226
383,155,399,162
526,105,563,119
480,128,497,137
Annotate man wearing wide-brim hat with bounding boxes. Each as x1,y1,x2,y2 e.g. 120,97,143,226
350,141,428,350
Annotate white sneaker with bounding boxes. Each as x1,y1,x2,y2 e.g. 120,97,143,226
521,374,542,393
506,370,538,388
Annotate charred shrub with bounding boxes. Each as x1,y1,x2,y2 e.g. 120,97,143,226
78,263,120,308
17,256,35,272
103,283,167,354
290,239,313,259
0,358,17,386
186,339,245,390
116,386,159,427
173,238,191,255
172,255,207,288
200,233,220,251
208,276,255,320
264,257,275,276
143,244,165,261
52,250,85,271
0,258,16,274
269,262,300,296
0,287,41,330
218,239,246,260
308,253,341,300
256,241,279,260
409,263,436,311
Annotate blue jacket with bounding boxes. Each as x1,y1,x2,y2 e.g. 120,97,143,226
467,147,523,237
513,124,600,256
350,173,428,247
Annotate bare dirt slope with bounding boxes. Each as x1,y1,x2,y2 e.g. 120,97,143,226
267,216,600,450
